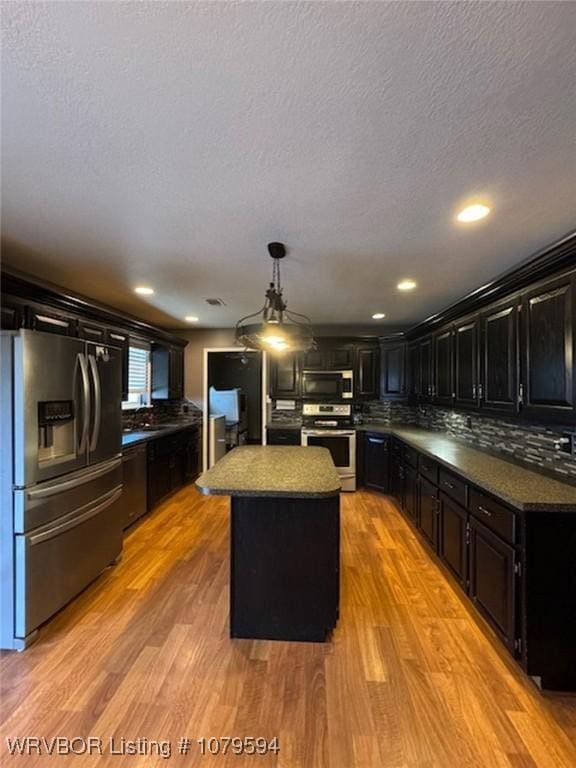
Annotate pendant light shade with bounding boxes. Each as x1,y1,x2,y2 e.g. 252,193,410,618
235,243,315,354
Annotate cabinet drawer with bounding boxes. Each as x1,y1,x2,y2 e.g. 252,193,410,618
402,445,419,468
439,468,467,507
418,454,439,484
469,488,515,544
267,429,301,446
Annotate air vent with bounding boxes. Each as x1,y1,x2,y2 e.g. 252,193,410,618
205,297,226,306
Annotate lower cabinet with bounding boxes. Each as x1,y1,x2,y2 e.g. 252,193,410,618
403,464,418,522
390,447,405,505
468,516,516,652
438,492,468,589
267,428,302,446
122,444,148,529
147,427,199,510
363,433,389,492
360,430,576,690
418,476,439,551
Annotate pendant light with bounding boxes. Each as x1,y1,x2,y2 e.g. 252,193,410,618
235,242,315,354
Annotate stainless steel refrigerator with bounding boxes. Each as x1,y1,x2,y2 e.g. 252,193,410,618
1,329,124,649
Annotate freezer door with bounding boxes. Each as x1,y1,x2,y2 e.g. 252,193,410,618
14,483,123,640
14,457,122,533
14,330,89,486
87,342,122,466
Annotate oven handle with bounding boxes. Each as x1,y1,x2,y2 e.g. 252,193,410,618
302,430,356,437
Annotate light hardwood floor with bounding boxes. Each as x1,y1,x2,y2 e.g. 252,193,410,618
1,486,575,767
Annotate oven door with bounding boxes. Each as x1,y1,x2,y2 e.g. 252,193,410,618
301,430,356,475
301,371,343,400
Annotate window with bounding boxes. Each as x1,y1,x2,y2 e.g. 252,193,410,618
123,343,151,408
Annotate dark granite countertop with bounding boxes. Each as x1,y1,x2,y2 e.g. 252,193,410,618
357,423,576,512
122,421,198,448
196,445,341,498
267,422,303,430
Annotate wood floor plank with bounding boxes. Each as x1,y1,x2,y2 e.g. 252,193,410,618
1,485,575,767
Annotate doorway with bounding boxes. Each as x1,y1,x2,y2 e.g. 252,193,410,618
202,348,268,470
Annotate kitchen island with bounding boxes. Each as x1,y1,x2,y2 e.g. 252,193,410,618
196,446,341,642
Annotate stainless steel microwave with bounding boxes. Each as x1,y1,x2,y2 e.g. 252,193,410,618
301,369,353,400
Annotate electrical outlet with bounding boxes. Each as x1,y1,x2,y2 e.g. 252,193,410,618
555,433,576,454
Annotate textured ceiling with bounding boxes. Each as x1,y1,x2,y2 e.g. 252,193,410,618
2,1,575,329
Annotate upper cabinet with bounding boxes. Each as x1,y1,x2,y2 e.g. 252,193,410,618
302,344,355,371
380,342,405,400
433,328,454,406
480,298,520,414
151,343,185,400
406,342,421,401
419,336,434,402
269,352,301,398
454,316,480,408
356,344,379,399
521,273,575,418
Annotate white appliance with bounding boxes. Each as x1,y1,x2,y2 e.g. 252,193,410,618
209,414,227,467
301,403,356,492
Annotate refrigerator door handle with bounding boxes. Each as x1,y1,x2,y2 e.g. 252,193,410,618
27,485,123,546
88,353,102,453
25,457,122,499
77,352,91,454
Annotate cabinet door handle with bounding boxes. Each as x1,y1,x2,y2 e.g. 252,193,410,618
368,438,385,444
472,384,477,399
477,505,492,517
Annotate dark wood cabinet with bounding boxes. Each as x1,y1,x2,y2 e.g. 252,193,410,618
380,342,405,399
152,343,185,400
108,330,130,402
184,429,200,481
418,476,439,551
301,348,325,369
363,433,389,492
267,428,301,446
468,517,516,651
403,464,418,522
521,273,575,418
77,319,107,341
147,428,197,509
454,316,480,408
438,493,468,589
390,445,405,506
330,346,355,369
25,304,77,336
434,328,454,405
419,336,434,402
302,344,354,370
269,352,300,398
480,298,519,414
356,345,379,399
406,343,421,401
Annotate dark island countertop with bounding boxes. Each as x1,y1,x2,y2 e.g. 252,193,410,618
196,445,341,498
358,423,576,512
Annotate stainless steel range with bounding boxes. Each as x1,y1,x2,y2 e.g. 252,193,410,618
301,403,356,491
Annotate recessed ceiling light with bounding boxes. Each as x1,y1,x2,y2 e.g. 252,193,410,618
185,316,199,323
397,279,417,291
134,286,154,296
372,313,386,320
456,203,491,223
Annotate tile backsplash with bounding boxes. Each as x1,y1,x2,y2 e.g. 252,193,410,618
122,399,203,431
364,401,576,484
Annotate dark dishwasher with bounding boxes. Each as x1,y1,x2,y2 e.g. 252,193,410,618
122,444,148,528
